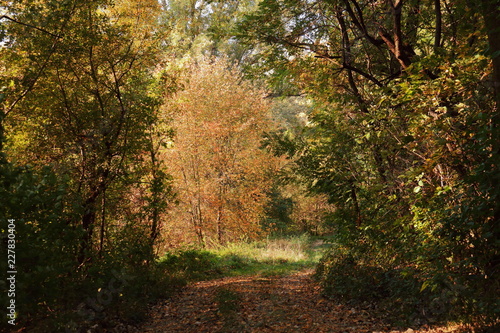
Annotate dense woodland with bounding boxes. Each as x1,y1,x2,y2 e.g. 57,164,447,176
1,0,499,331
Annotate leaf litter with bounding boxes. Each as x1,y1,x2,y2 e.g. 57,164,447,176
139,269,462,333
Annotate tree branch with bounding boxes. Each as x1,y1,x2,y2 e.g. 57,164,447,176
342,63,384,88
0,15,61,38
2,4,76,117
342,0,384,47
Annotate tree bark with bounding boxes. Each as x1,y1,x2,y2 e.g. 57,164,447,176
480,0,500,114
79,197,97,264
434,0,442,51
349,180,362,227
378,0,416,69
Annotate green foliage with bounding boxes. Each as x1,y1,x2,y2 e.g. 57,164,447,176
0,1,174,330
315,246,457,326
0,158,179,331
307,52,500,326
261,186,294,234
240,0,500,329
0,160,79,329
157,235,326,281
158,0,259,64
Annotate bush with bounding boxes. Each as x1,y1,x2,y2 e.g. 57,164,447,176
315,245,456,327
0,159,187,332
0,162,83,331
158,249,225,281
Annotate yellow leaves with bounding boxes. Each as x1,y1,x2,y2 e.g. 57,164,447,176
111,0,161,29
161,57,277,245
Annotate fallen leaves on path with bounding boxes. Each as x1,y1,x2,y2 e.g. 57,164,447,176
139,270,462,333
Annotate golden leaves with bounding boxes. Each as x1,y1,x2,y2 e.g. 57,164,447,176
161,57,277,245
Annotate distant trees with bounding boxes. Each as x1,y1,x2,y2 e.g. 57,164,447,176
158,0,259,64
163,58,276,246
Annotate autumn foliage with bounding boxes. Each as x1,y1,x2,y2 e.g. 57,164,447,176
162,58,276,247
2,0,500,331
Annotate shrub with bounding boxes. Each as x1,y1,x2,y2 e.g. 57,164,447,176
315,245,455,327
158,249,224,281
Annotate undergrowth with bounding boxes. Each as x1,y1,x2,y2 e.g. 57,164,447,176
315,243,500,332
157,234,328,282
36,235,326,332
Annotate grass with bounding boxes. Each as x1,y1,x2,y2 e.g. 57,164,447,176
157,234,329,282
153,235,329,332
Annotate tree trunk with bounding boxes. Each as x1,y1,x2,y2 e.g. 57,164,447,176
349,180,362,227
434,0,442,51
480,0,500,108
99,188,106,257
216,204,224,244
79,197,97,264
149,150,162,245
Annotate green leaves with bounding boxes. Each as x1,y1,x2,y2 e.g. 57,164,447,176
239,0,500,328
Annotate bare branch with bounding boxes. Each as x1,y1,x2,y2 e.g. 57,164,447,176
342,63,384,88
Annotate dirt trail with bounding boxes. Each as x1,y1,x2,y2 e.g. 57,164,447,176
139,269,459,333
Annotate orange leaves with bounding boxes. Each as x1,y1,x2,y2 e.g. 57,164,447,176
141,270,403,332
161,57,277,245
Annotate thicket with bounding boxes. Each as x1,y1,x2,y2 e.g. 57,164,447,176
0,1,294,331
240,0,500,329
0,1,170,330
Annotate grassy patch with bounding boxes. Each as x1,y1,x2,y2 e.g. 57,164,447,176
157,234,329,282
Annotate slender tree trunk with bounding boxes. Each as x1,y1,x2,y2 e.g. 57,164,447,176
195,194,205,247
150,196,160,243
79,197,97,264
99,188,106,257
149,148,161,245
216,206,223,244
79,168,109,264
337,9,369,111
480,0,500,120
349,179,362,227
434,0,442,51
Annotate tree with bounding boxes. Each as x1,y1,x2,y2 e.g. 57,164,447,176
239,0,500,326
1,0,180,329
157,0,262,68
163,57,276,246
1,0,164,261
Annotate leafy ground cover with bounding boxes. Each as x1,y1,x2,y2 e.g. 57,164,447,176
139,270,462,333
135,236,465,333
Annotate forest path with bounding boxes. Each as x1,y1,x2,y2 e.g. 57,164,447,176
139,269,455,333
140,269,381,332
